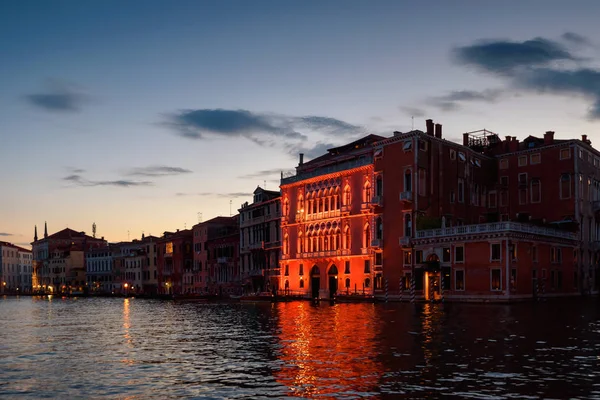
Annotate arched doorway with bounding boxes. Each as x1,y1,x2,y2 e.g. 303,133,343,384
328,265,339,299
310,265,320,299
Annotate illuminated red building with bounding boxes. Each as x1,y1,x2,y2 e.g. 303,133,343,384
156,229,192,294
279,135,385,299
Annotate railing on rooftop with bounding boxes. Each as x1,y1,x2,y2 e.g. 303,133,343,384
416,222,577,241
281,156,373,185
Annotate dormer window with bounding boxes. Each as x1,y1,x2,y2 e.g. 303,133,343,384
403,141,412,151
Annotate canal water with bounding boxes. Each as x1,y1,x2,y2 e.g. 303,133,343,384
0,297,599,399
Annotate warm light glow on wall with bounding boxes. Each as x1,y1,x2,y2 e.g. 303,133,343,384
166,242,173,254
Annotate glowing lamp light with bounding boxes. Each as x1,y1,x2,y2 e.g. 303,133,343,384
124,283,129,289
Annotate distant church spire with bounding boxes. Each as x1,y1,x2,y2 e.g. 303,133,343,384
44,221,48,239
34,225,38,242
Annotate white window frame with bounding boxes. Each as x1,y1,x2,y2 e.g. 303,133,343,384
530,153,541,164
518,155,527,167
490,243,501,262
403,141,412,152
490,268,502,291
454,245,465,263
560,148,571,160
454,269,465,291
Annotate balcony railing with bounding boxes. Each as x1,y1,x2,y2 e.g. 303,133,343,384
399,191,413,202
264,240,281,250
281,156,373,185
416,222,577,240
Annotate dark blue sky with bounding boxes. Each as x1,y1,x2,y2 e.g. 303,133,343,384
2,0,600,244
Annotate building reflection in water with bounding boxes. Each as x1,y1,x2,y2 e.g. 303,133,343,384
273,302,381,398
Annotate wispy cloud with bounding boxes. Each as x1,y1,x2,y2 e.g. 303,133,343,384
125,165,192,177
163,108,365,152
562,32,591,46
63,174,153,188
238,168,295,180
428,89,504,111
453,34,600,119
0,233,13,237
399,107,426,118
176,192,252,198
26,80,89,112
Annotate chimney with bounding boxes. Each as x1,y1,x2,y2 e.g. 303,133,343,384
426,119,434,136
434,123,442,139
463,132,469,146
299,153,304,166
509,137,520,152
582,134,591,145
544,131,554,145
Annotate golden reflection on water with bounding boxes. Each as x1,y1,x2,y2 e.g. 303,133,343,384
121,298,134,365
274,302,381,398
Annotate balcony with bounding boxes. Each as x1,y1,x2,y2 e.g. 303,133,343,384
371,195,383,207
416,222,577,241
371,238,382,249
399,236,411,248
341,204,351,215
399,191,413,202
248,242,264,250
360,201,372,212
281,156,373,185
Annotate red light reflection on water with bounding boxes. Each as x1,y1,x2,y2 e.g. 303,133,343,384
273,302,382,398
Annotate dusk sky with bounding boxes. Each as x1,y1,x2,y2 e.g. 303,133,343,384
3,0,600,247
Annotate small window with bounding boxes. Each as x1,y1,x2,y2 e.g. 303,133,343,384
374,149,383,159
344,261,350,274
458,152,466,162
299,264,304,276
416,250,423,264
491,243,501,261
345,278,350,288
560,148,571,160
455,270,465,291
403,141,412,151
364,260,370,273
530,153,541,164
510,268,517,290
491,269,502,291
474,159,481,167
364,278,371,288
403,250,412,265
419,140,428,152
500,176,508,187
455,246,464,263
489,191,497,208
442,248,450,263
450,149,456,160
300,279,304,288
518,173,527,185
579,149,584,159
499,159,508,169
518,155,527,167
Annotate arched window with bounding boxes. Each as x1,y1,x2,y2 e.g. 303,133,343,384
344,225,351,250
363,182,371,203
283,198,289,217
404,170,412,192
344,186,351,206
335,228,341,250
363,224,371,248
298,195,304,213
404,214,412,237
283,234,289,255
334,187,340,210
298,232,304,253
376,217,383,240
324,189,330,212
317,190,323,213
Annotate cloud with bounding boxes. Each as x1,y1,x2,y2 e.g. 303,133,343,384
238,168,295,180
164,109,365,149
454,37,576,74
26,81,89,112
453,35,600,119
63,174,153,187
125,165,192,177
399,107,426,118
562,32,591,46
0,233,13,236
176,192,252,198
428,89,504,111
285,141,337,160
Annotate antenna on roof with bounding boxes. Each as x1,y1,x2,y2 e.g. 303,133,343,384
412,116,414,130
92,222,96,238
184,223,187,230
229,200,232,216
197,212,202,223
127,230,130,241
264,180,266,189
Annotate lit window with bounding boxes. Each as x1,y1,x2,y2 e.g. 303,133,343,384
491,269,502,291
455,270,465,290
